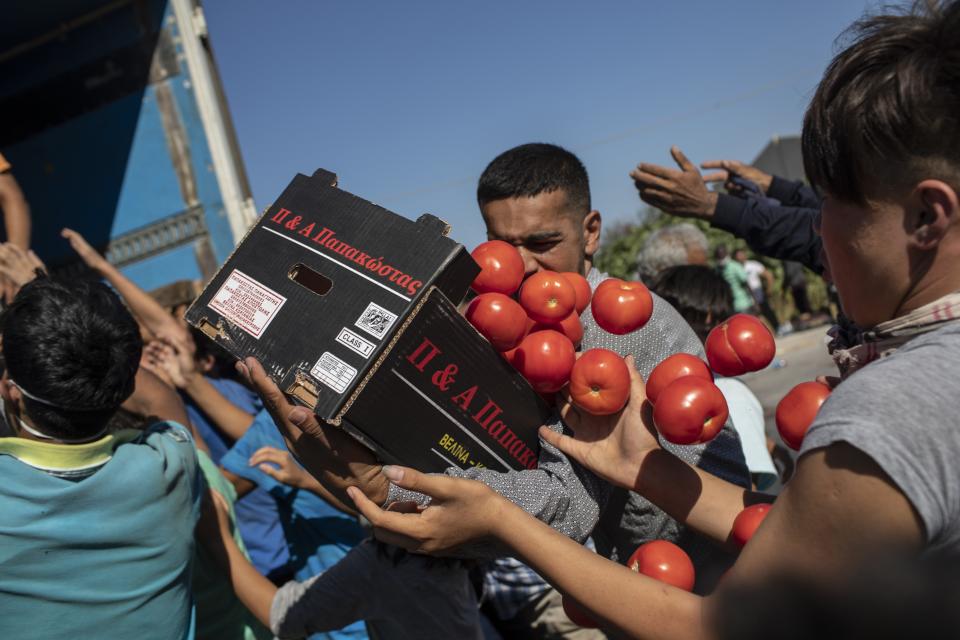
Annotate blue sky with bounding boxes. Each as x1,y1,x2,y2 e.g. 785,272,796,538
204,0,875,250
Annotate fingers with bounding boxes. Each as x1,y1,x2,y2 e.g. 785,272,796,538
27,250,44,271
630,168,672,191
632,163,676,181
624,354,649,406
380,465,458,501
671,146,697,173
346,486,423,551
249,446,288,467
701,171,729,183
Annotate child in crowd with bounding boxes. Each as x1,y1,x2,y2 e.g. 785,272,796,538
0,277,200,639
197,438,483,640
64,227,292,581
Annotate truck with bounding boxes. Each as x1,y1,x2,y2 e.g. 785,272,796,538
0,0,254,291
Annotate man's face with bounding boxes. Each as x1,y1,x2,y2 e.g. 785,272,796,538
480,189,600,278
818,194,912,328
734,249,747,264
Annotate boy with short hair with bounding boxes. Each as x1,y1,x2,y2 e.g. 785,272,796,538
0,277,201,639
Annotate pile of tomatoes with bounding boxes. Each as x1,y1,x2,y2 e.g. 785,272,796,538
467,241,653,415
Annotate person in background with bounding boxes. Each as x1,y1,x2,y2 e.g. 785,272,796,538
714,244,753,314
635,223,709,284
739,252,784,333
649,264,780,490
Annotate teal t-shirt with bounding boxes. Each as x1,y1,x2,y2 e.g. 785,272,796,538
722,260,755,313
0,422,201,640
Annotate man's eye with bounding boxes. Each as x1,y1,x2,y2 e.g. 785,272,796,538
526,241,559,253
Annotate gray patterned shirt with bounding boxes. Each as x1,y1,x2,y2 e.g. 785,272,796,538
388,270,750,592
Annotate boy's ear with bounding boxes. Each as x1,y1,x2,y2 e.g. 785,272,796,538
911,180,959,250
583,210,602,259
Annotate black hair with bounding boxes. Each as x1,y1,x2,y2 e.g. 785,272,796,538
1,276,142,439
650,265,733,343
802,0,960,203
477,143,591,216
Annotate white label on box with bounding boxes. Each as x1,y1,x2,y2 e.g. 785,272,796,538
209,269,286,339
354,302,398,340
311,352,358,394
336,327,376,358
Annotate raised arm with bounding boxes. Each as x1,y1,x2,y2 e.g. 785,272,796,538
62,228,189,344
0,167,31,249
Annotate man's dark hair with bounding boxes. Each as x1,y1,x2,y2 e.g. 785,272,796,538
2,276,142,439
477,143,591,215
802,0,960,203
650,265,733,343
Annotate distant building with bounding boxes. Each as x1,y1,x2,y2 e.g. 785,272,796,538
752,135,805,183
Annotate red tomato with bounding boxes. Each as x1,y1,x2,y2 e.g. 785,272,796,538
561,595,599,629
775,381,832,450
470,240,525,295
561,271,592,314
731,503,772,547
627,540,696,592
652,377,729,445
519,271,577,323
530,312,583,347
464,293,528,351
569,349,631,415
704,314,776,376
591,279,653,335
646,354,713,405
513,330,576,393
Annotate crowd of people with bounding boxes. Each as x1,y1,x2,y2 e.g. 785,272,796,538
1,1,959,638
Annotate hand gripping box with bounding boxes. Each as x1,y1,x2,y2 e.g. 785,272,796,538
186,169,549,473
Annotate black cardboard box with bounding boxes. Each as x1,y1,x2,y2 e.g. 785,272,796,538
186,169,549,473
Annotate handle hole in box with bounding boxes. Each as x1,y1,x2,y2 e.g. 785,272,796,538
288,263,333,296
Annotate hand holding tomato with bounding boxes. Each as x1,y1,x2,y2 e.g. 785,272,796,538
464,293,528,351
652,376,728,445
731,503,772,547
627,540,695,591
519,271,577,323
569,349,631,415
470,240,525,295
591,279,653,335
645,353,713,405
705,314,776,376
540,355,662,492
775,381,831,450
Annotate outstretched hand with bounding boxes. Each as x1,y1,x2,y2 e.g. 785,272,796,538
542,354,661,492
62,228,108,271
249,446,313,490
236,357,389,505
630,146,718,220
0,242,45,304
347,465,505,554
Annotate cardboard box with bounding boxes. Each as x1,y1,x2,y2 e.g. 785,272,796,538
186,169,549,473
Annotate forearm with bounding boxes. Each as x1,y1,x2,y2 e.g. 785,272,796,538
221,530,278,628
388,421,608,545
711,195,823,272
95,260,188,341
0,176,31,249
493,498,708,640
183,375,254,440
636,450,772,551
302,473,358,516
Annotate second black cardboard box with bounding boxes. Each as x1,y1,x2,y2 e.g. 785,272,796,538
186,169,549,473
